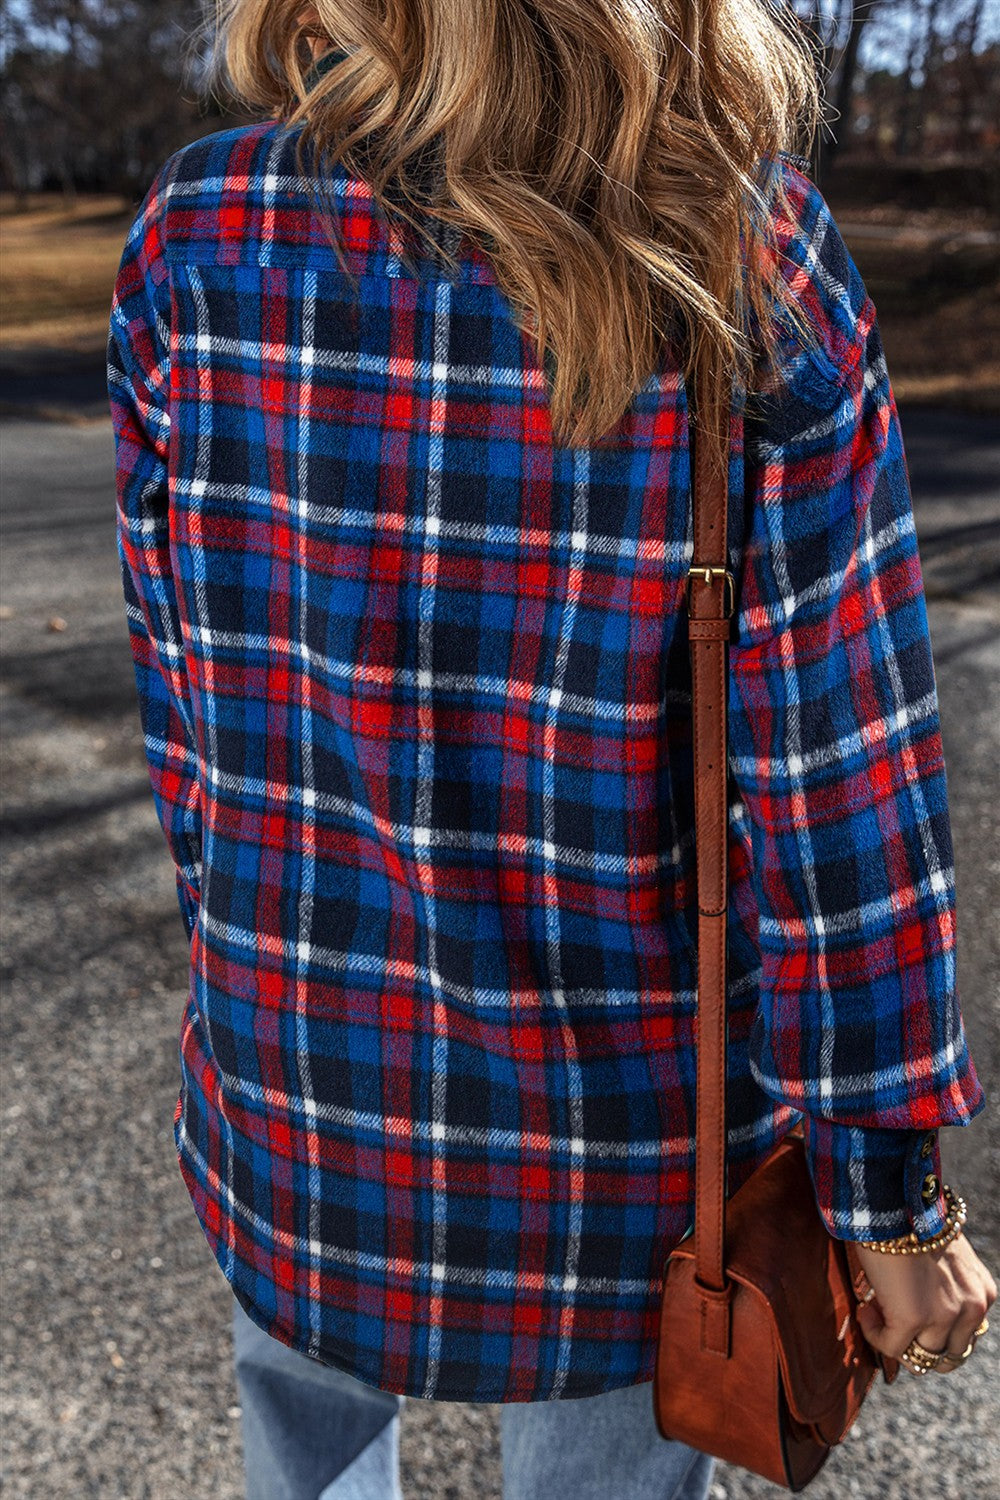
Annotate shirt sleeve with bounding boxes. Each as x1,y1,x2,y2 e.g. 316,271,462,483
727,170,987,1243
108,159,202,942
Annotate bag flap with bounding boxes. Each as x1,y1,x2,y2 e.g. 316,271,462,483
671,1131,880,1426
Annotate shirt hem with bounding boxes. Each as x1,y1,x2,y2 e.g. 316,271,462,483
224,1271,659,1404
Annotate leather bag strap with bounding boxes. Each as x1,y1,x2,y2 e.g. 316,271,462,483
687,367,736,1303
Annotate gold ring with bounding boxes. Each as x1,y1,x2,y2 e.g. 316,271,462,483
900,1338,947,1375
904,1339,945,1361
937,1320,989,1368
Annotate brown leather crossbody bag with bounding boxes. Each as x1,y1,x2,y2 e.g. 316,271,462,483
652,366,900,1492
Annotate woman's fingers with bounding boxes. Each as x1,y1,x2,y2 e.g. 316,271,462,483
857,1296,992,1375
854,1297,911,1361
934,1297,992,1371
852,1232,997,1376
931,1319,986,1374
933,1253,995,1371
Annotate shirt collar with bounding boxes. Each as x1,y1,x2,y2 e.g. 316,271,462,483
303,47,351,92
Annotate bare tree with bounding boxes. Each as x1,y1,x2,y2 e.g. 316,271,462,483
953,0,989,151
2,0,996,196
825,2,881,174
0,0,234,196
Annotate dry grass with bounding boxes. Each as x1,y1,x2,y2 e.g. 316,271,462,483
831,204,999,416
1,191,998,413
1,193,137,352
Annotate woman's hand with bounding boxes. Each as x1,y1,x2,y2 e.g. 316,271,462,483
852,1232,996,1374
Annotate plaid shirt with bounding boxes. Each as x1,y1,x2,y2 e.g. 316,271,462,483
109,115,986,1403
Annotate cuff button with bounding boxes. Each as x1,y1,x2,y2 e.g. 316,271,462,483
920,1133,937,1158
920,1172,940,1204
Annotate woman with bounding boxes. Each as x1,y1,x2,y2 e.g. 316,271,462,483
108,2,995,1496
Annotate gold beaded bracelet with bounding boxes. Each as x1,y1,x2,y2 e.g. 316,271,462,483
857,1184,967,1255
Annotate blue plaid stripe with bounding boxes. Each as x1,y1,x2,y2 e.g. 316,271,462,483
108,121,986,1402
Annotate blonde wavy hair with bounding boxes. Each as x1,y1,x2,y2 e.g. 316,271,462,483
205,1,825,449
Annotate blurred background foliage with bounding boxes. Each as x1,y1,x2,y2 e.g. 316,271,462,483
1,0,998,411
2,1,998,198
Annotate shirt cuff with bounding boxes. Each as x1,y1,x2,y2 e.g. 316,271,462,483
800,1116,948,1243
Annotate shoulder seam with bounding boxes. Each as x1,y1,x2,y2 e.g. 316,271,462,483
768,155,875,387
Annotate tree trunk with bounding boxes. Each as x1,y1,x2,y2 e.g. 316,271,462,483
823,0,872,178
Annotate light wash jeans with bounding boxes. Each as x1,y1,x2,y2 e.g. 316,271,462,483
232,1292,716,1500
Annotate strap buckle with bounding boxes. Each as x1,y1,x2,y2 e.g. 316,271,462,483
685,566,735,619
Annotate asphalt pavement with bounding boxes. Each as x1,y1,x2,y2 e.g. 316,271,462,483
1,406,997,1499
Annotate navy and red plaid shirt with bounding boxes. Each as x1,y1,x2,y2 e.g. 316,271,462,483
109,114,986,1402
